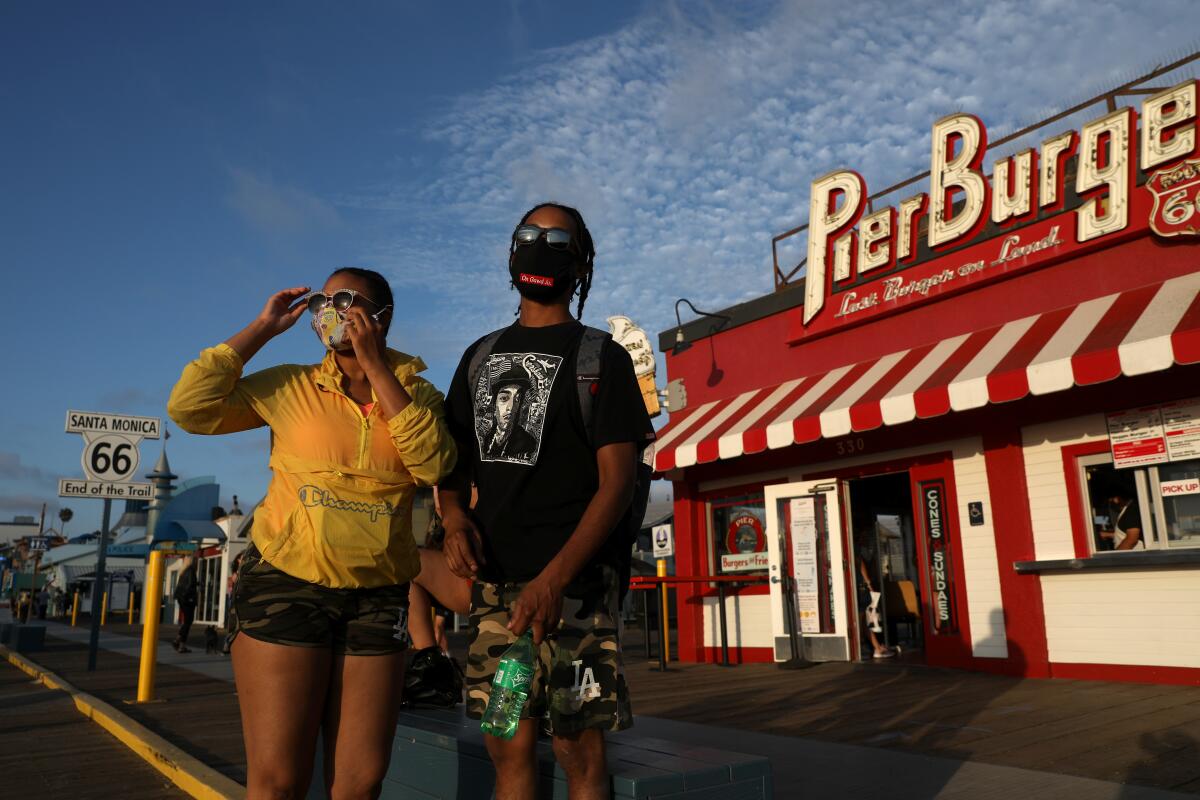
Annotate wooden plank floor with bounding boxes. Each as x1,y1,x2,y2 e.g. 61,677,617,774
620,647,1200,794
0,656,187,798
26,619,1200,795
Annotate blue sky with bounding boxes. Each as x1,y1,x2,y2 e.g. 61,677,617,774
3,0,1199,535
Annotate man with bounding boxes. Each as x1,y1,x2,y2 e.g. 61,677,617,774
440,203,654,800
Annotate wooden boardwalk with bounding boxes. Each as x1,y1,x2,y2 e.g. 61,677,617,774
0,655,187,799
621,652,1200,794
20,620,1200,796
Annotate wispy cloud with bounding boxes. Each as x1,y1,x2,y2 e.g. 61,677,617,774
227,167,340,236
0,494,58,516
365,0,1200,353
0,451,49,483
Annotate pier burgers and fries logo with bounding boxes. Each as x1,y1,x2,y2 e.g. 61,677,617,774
726,513,766,554
794,80,1200,337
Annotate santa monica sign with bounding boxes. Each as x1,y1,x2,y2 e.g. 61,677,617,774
794,80,1198,339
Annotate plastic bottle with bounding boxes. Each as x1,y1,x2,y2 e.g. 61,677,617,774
480,630,535,739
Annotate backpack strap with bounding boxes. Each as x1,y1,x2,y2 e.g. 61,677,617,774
574,326,610,448
467,328,508,401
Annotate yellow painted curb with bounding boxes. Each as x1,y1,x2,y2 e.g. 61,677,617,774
1,644,246,800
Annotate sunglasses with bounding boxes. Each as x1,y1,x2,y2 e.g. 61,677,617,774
305,290,389,317
512,224,577,251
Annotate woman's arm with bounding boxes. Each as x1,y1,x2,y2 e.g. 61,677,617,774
167,287,309,435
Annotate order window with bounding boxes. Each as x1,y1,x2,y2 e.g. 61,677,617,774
1078,454,1200,552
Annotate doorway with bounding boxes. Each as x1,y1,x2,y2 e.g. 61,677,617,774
847,473,924,662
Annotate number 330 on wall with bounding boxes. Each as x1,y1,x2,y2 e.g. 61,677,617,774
835,437,866,456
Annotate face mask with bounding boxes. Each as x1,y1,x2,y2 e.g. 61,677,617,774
313,307,352,351
509,239,578,301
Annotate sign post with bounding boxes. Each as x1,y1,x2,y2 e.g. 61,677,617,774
60,410,160,672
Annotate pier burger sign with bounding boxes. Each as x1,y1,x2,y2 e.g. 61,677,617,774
789,80,1199,341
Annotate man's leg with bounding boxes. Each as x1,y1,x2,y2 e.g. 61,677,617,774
484,718,539,800
552,728,608,800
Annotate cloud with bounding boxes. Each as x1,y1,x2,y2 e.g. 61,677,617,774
0,494,59,515
363,0,1200,362
226,167,341,236
0,451,48,483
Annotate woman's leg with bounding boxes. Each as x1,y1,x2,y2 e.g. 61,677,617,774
409,548,471,650
233,635,331,799
322,652,406,800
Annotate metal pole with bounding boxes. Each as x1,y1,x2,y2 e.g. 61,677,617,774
657,559,670,666
100,591,108,626
778,574,812,670
128,590,136,625
718,582,731,666
71,591,79,627
136,551,164,703
641,588,652,660
87,498,112,671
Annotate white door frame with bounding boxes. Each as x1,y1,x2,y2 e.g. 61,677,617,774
765,479,851,662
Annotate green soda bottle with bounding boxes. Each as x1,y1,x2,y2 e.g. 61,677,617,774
480,630,535,739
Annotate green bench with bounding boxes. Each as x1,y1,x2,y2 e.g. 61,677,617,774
363,707,773,799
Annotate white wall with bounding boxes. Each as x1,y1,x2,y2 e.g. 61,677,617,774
1020,414,1108,560
700,593,774,649
1042,570,1200,668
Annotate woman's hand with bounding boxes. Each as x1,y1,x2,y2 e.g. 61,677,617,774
344,306,388,370
255,287,310,338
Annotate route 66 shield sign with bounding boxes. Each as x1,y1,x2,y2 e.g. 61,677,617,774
1148,159,1200,238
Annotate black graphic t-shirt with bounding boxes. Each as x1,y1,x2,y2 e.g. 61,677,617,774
445,321,655,584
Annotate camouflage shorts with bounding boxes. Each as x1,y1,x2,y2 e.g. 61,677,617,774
464,565,632,736
227,546,410,656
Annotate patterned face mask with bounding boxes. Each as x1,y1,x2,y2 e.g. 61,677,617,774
312,306,352,351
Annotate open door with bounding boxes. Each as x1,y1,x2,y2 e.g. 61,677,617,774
766,479,852,662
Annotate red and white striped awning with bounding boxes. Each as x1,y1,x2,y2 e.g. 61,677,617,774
654,272,1200,472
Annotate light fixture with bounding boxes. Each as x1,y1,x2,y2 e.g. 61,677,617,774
672,298,732,356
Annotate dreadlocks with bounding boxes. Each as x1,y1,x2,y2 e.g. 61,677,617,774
515,202,595,320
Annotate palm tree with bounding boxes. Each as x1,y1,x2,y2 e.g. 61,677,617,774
58,507,73,538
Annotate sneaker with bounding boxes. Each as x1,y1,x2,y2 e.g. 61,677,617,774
873,648,896,659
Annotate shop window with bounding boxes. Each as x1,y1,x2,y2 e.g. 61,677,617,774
1158,459,1200,548
1078,455,1200,552
710,494,768,575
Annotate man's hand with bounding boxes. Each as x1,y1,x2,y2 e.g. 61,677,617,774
508,574,564,645
442,513,486,579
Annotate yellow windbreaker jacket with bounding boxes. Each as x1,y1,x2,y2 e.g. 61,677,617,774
167,343,456,588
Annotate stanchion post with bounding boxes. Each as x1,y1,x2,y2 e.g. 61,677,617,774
718,581,731,666
71,591,79,626
657,560,669,666
128,591,136,625
100,591,109,626
136,551,165,703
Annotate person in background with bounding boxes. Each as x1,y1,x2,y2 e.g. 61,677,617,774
174,553,199,652
856,527,894,660
1107,484,1145,550
35,586,50,620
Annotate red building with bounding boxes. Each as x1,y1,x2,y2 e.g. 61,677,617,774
653,69,1200,684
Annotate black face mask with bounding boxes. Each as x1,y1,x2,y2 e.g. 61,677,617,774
510,239,578,301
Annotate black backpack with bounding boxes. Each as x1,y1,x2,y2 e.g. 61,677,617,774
402,646,465,708
468,324,653,608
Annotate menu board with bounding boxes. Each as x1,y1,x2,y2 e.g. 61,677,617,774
1106,406,1169,469
1160,398,1200,462
789,497,820,634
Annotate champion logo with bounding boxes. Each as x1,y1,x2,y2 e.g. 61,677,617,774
518,273,554,287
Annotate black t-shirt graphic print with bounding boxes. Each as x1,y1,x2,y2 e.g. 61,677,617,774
473,352,562,466
445,321,655,585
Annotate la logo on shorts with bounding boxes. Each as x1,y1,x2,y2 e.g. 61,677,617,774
572,659,601,701
392,607,410,647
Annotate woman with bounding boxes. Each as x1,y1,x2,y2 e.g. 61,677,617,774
168,268,456,800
